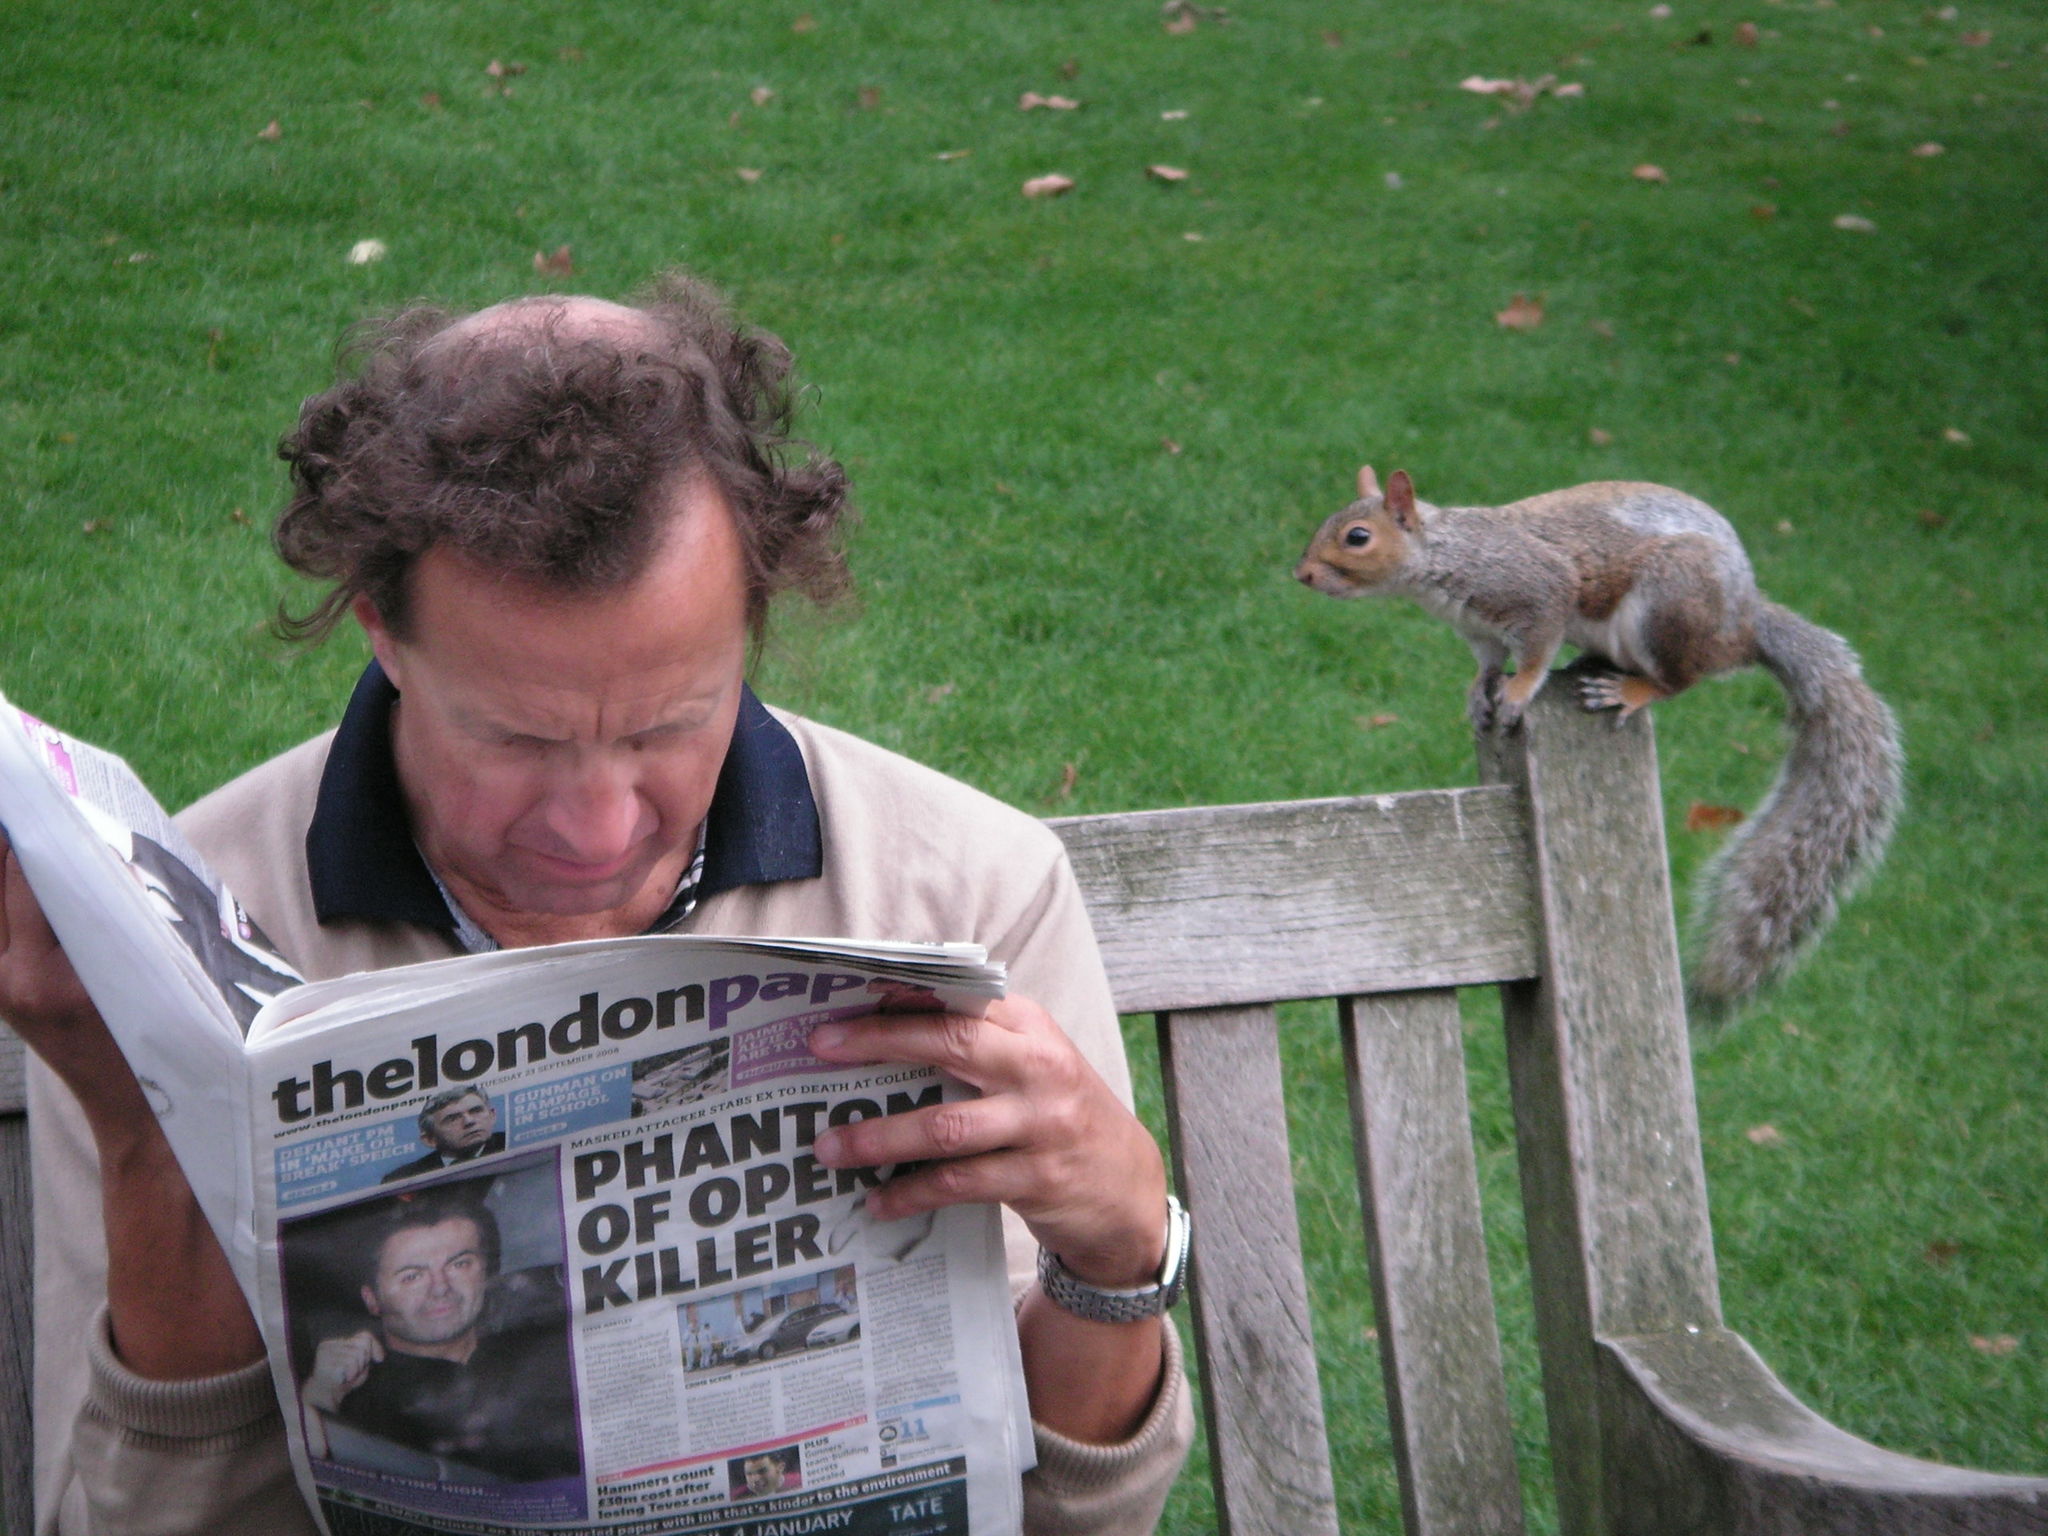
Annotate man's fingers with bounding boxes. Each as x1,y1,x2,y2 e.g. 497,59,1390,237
808,1002,1070,1094
863,1149,1049,1222
814,1094,1034,1171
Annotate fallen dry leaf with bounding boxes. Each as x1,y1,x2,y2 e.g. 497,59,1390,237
1917,508,1948,529
1322,29,1343,47
1959,29,1991,45
1911,141,1945,156
81,519,111,535
1182,231,1205,241
347,238,388,265
751,86,775,106
1164,10,1198,34
125,251,152,264
1059,57,1080,79
256,119,282,141
1649,2,1672,15
923,682,956,703
1384,171,1404,189
420,91,444,110
1359,712,1400,730
533,244,574,275
1146,163,1189,183
1775,520,1794,535
1161,108,1189,120
1588,427,1614,446
558,46,585,62
1925,1240,1961,1267
1687,802,1747,832
1019,92,1081,111
791,13,817,32
1161,437,1183,455
735,167,763,183
1633,163,1669,183
1056,762,1079,799
1751,202,1779,219
1943,426,1972,445
1833,213,1876,232
935,148,972,161
484,58,526,79
230,506,249,526
1971,1334,2019,1356
857,85,882,110
1733,20,1759,46
1022,173,1075,197
1555,81,1586,97
1495,293,1546,331
1744,1124,1784,1146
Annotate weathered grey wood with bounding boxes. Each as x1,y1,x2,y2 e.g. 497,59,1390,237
1051,787,1539,1014
1157,1004,1339,1536
1478,685,1723,1536
2,1107,32,1536
0,1025,23,1116
1598,1329,2048,1535
1342,989,1526,1536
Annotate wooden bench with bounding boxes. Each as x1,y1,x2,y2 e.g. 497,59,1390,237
3,683,2045,1534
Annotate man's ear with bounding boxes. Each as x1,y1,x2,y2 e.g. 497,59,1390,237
1385,470,1421,533
351,594,405,690
360,1285,382,1318
1356,464,1380,501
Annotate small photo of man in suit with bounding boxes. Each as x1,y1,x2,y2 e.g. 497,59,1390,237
382,1088,505,1183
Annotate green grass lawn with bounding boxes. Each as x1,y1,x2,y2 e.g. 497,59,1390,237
3,0,2044,1529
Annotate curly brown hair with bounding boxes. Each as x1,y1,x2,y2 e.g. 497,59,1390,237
272,270,853,643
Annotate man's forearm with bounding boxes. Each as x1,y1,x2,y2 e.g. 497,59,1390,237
97,1115,265,1380
1016,1289,1166,1445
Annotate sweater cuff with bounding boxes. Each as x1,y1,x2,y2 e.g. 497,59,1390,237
1029,1316,1189,1494
85,1306,282,1446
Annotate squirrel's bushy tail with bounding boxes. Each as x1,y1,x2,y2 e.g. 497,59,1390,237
1688,602,1904,1023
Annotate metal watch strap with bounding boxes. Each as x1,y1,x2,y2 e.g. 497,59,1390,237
1036,1195,1190,1323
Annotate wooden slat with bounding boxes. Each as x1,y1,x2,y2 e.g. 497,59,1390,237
1477,685,1724,1536
1053,786,1539,1015
0,1025,23,1116
1342,990,1526,1536
1158,1004,1339,1536
1,1112,32,1536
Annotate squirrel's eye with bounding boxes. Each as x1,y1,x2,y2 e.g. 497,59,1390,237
1343,525,1372,548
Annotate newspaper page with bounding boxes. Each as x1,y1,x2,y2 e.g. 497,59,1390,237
0,692,302,1283
249,936,1032,1536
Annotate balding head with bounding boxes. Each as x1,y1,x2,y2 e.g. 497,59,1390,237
272,269,852,645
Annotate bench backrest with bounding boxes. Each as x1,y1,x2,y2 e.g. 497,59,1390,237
6,684,2046,1536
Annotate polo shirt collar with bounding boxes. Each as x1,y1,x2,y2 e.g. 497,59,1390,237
307,660,821,930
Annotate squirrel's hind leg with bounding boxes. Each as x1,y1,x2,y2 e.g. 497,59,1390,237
1576,664,1670,721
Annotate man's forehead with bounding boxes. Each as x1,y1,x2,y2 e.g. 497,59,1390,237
432,295,665,355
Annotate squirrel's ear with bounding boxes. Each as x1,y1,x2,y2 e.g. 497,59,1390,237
1385,470,1420,531
1356,464,1381,501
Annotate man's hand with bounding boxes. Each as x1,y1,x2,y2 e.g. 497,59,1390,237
0,829,151,1134
301,1329,384,1417
806,996,1168,1290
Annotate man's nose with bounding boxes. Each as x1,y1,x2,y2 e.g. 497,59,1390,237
544,759,643,864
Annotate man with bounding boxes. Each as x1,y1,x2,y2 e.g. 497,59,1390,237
298,1197,579,1482
381,1088,505,1182
5,272,1192,1535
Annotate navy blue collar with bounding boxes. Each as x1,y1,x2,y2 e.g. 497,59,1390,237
307,661,821,931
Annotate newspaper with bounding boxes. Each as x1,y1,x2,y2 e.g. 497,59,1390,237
0,693,1036,1536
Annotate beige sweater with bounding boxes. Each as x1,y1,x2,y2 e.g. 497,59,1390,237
32,708,1192,1535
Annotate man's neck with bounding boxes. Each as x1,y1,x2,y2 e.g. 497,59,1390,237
383,1329,481,1365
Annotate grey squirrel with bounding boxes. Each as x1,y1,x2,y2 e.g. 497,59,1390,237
1295,466,1904,1021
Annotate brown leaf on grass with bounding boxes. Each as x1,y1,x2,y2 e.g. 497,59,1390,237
1322,29,1344,47
1733,20,1760,46
857,85,882,110
1358,712,1400,730
532,244,574,275
230,506,250,526
1744,1123,1784,1146
1924,1240,1962,1267
1495,293,1545,330
1633,163,1669,183
935,148,972,161
1911,141,1945,156
1917,508,1948,529
348,238,387,264
1164,10,1198,34
484,59,526,79
1943,426,1972,445
1056,762,1079,800
1959,29,1991,46
1019,92,1081,111
1059,57,1081,79
81,519,112,535
1971,1334,2019,1356
1146,163,1189,183
256,119,282,141
1833,213,1876,232
1588,427,1614,445
558,47,585,63
420,90,444,110
1459,73,1564,110
923,682,956,703
1751,202,1779,219
1160,437,1183,455
735,167,764,183
1022,173,1075,197
751,86,775,106
1686,802,1747,832
791,13,817,33
1648,3,1672,15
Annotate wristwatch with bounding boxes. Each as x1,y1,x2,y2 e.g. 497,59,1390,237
1036,1195,1191,1323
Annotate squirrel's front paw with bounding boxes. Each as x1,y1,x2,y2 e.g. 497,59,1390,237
1577,668,1627,713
